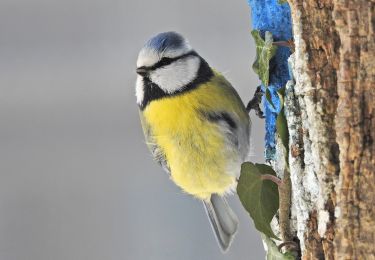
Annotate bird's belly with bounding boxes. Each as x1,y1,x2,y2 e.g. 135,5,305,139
157,123,237,200
171,128,240,198
144,103,239,199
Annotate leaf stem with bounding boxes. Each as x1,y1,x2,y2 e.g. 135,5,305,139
261,174,282,186
279,167,293,242
272,39,295,51
277,240,298,251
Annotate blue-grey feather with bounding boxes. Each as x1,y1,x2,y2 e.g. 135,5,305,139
144,31,185,53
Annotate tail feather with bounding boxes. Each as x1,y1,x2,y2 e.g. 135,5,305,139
203,194,239,252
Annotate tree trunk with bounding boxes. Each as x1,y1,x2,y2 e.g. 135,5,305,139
286,0,375,259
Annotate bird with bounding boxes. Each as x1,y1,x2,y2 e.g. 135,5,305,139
135,31,251,252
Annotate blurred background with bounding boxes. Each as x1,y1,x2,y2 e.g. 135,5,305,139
0,0,265,259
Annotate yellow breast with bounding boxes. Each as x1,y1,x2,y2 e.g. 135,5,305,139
142,73,248,200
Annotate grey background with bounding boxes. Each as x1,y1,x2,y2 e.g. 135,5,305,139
0,0,265,259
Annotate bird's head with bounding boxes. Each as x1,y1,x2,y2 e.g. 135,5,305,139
135,32,205,106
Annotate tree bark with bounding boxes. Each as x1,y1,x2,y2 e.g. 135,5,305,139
286,0,375,259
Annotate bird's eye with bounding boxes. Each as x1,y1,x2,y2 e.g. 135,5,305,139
157,57,174,67
150,51,195,70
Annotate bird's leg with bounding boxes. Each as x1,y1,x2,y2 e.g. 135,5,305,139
246,85,265,118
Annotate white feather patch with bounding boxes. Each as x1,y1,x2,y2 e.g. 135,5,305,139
137,49,160,68
136,43,192,68
135,76,144,105
150,56,200,93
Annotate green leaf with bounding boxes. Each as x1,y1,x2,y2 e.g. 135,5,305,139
276,108,289,153
266,88,276,109
277,87,286,109
262,235,296,260
237,162,280,239
278,0,288,4
251,30,278,87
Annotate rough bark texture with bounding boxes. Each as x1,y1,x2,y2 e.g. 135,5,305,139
285,0,375,259
333,1,375,259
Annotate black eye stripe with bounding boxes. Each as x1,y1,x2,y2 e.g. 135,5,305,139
142,50,197,71
155,57,175,67
138,56,214,110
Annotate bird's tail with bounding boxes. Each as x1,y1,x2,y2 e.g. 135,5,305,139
203,194,239,252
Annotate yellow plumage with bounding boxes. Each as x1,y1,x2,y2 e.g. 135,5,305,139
141,72,249,200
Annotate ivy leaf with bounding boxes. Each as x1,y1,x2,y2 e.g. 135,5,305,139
276,87,289,153
237,162,280,239
266,88,276,109
262,235,296,260
276,109,289,153
277,87,286,109
251,30,278,87
278,0,288,4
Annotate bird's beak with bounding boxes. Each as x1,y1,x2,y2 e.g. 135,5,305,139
136,67,148,76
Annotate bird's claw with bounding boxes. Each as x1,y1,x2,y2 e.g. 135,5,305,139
246,85,265,119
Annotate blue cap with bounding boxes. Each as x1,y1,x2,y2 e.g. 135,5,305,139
144,31,186,53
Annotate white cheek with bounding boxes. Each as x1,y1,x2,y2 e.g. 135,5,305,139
135,76,144,105
150,56,201,93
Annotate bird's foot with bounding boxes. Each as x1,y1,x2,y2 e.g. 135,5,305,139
246,85,265,119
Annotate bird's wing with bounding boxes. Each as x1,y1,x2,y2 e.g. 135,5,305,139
209,73,251,160
199,110,240,149
189,72,251,162
139,111,170,174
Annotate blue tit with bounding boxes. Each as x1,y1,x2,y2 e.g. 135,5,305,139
135,31,251,251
